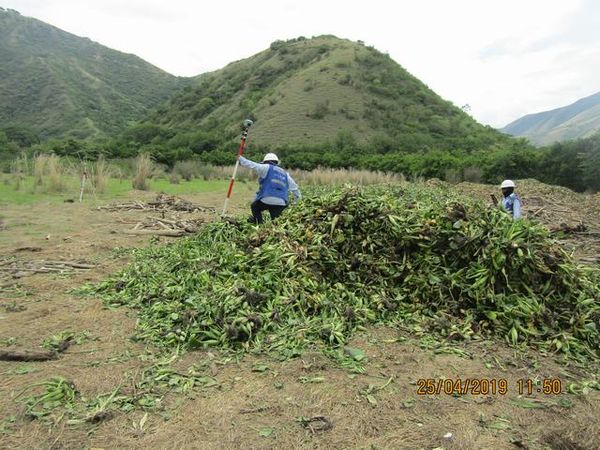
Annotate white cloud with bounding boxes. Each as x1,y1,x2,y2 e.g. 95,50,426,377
3,0,599,127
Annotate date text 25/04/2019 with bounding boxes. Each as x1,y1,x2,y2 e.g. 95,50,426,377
416,378,563,396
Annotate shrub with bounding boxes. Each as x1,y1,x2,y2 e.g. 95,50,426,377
173,160,200,181
463,166,483,183
169,170,181,184
444,168,462,184
309,101,330,119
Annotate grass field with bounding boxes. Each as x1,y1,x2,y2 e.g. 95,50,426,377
0,173,251,205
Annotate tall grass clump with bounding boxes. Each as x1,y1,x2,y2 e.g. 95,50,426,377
91,155,110,194
173,160,201,181
10,154,29,191
444,168,462,184
463,166,483,183
33,154,66,193
111,158,136,180
132,154,154,191
290,167,405,186
200,163,221,181
168,169,181,184
203,165,253,182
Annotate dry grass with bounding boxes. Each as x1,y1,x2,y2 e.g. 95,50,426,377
91,155,110,194
33,154,66,193
10,153,29,191
289,167,405,185
169,170,181,184
463,166,483,183
132,154,154,191
444,168,462,184
173,160,201,181
167,161,404,186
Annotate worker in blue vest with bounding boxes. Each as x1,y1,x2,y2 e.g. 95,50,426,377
500,179,521,220
239,153,301,224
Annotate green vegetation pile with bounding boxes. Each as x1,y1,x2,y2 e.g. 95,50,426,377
91,185,600,359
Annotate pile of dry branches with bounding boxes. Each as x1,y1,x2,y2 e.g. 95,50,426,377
98,193,214,213
122,216,206,237
0,257,95,288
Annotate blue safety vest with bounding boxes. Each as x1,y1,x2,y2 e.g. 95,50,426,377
502,193,521,215
257,165,289,203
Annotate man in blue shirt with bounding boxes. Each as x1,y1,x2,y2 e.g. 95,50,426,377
239,152,301,224
500,179,521,220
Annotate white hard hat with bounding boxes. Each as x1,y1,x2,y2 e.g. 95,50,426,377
500,179,516,188
262,153,279,163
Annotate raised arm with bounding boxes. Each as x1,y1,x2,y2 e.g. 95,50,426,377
239,156,269,178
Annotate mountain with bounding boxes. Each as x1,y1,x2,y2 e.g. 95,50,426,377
502,91,600,146
0,7,186,140
127,35,513,160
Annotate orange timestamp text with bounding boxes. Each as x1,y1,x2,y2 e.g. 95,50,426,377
416,378,563,396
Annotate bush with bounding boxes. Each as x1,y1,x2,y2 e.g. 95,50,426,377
309,101,330,119
173,160,200,181
463,166,483,183
444,168,462,184
169,170,181,184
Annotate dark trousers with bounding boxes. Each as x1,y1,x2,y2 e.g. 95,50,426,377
250,200,287,224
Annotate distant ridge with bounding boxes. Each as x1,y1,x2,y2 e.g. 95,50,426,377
0,8,186,140
502,91,600,145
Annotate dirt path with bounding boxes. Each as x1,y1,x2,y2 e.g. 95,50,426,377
1,183,599,450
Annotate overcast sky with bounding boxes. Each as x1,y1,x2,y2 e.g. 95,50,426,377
3,0,599,127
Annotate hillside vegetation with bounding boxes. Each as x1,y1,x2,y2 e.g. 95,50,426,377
503,91,600,145
2,14,599,192
113,35,520,169
0,8,185,140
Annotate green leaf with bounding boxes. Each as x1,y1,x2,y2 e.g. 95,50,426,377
366,394,377,405
343,346,365,361
509,398,546,409
556,398,573,408
402,399,415,408
258,427,275,437
14,365,36,375
488,418,510,430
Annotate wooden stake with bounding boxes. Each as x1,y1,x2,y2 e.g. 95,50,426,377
79,170,88,203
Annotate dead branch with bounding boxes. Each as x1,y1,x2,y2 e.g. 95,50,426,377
0,349,58,362
122,229,186,237
97,193,215,213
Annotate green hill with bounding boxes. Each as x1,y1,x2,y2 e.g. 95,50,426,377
502,91,600,145
0,8,185,140
126,36,517,165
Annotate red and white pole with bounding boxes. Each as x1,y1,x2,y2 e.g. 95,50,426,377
222,120,252,216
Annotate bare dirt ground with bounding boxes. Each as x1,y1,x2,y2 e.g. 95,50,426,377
1,181,599,450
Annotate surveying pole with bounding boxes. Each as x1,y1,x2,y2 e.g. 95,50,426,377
222,119,253,216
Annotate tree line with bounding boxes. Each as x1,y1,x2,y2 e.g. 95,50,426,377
1,125,599,192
